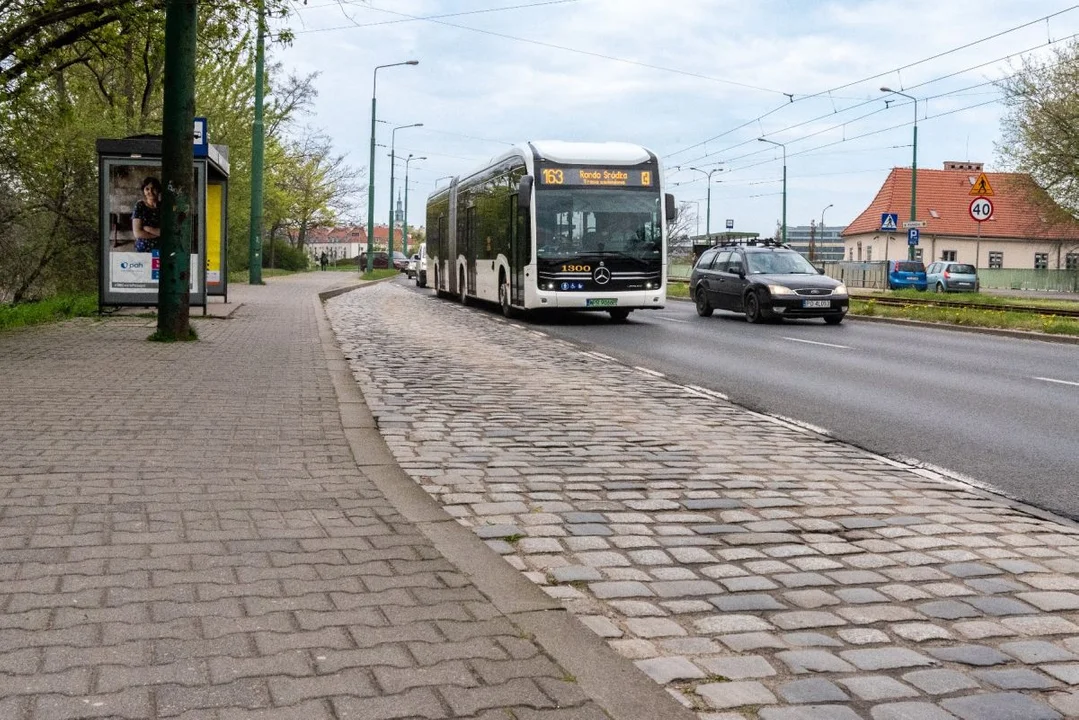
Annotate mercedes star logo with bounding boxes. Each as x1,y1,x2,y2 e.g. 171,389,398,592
593,266,611,285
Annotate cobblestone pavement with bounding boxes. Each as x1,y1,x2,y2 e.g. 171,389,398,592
0,274,616,720
329,282,1079,720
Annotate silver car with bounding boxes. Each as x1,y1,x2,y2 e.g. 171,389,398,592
926,261,979,293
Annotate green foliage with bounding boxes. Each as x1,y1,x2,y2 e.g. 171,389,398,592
263,238,308,271
997,40,1079,222
0,293,97,331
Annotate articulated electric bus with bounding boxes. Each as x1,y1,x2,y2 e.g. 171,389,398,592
425,141,676,321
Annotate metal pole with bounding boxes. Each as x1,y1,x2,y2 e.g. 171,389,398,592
247,0,265,285
819,203,832,263
365,87,377,273
781,151,787,244
387,123,421,265
402,155,425,257
757,138,786,243
157,0,197,340
364,61,418,275
882,88,919,261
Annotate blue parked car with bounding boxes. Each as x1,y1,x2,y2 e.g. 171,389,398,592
887,260,927,291
926,261,979,293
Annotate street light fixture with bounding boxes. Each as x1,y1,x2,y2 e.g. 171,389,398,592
402,154,426,256
816,203,833,263
365,60,418,273
679,166,723,237
435,175,454,187
758,138,787,244
388,122,423,261
881,86,918,261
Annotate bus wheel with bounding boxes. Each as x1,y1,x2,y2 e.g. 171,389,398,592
459,269,468,306
609,309,630,323
499,278,516,318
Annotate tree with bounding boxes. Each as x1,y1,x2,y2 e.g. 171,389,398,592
997,41,1079,221
665,201,696,258
0,0,294,101
268,127,363,251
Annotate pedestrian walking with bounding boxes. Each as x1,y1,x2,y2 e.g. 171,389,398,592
320,251,328,271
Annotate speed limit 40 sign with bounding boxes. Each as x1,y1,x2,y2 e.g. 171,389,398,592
969,196,993,222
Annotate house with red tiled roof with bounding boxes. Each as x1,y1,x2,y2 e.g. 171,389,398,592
304,224,418,263
843,162,1079,270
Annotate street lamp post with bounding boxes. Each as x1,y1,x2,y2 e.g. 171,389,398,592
365,60,418,274
688,200,700,237
388,122,422,263
758,138,787,244
402,154,426,256
817,203,833,263
682,167,722,237
882,87,918,261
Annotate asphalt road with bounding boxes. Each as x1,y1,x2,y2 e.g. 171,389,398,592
403,279,1079,520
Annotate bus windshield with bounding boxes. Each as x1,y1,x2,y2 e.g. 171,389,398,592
536,188,662,261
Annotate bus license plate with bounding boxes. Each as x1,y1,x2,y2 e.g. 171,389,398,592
587,298,618,307
803,299,831,308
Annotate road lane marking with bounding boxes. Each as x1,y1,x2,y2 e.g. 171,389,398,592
783,337,852,349
1033,376,1079,388
663,317,690,323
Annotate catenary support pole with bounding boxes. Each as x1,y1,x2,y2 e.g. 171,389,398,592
248,0,265,284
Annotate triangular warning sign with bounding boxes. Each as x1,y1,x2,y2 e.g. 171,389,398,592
970,172,995,197
881,214,897,231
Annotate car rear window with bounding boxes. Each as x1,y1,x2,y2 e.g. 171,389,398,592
896,262,924,272
951,264,976,274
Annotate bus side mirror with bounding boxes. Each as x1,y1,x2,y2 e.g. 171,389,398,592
518,176,533,211
666,193,677,221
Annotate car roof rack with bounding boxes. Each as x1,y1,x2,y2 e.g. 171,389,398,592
716,238,792,249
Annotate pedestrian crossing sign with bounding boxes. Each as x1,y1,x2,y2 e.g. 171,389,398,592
969,172,995,197
880,213,898,231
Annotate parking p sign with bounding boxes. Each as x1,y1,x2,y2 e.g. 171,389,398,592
907,228,920,246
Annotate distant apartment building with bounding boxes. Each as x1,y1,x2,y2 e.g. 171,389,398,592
786,223,845,262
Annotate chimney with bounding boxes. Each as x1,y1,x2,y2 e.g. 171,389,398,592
944,161,983,171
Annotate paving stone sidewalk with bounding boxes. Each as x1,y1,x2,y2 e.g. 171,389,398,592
328,282,1079,720
0,274,645,720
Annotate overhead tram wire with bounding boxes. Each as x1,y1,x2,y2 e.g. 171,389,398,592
346,4,791,96
672,31,1076,175
289,0,582,34
664,4,1079,160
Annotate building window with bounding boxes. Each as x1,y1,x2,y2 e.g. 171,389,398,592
989,252,1003,269
1034,253,1049,270
849,247,854,261
857,241,862,262
1066,253,1078,271
866,247,872,262
914,248,924,262
942,250,957,261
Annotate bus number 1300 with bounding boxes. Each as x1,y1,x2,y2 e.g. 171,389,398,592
561,264,591,273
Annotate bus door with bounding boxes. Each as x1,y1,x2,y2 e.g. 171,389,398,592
446,180,458,294
511,197,529,305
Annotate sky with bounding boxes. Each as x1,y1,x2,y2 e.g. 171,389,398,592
270,0,1079,238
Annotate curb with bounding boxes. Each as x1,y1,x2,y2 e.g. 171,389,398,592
313,286,695,720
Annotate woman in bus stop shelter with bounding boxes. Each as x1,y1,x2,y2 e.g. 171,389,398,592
132,176,162,252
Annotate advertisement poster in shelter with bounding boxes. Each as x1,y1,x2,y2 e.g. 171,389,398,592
104,161,201,296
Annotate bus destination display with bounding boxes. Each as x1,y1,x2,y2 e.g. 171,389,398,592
539,167,653,187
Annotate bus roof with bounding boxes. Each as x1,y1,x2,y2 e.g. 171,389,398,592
528,140,653,165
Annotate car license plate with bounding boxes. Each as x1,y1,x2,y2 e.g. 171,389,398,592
803,299,830,308
587,298,617,307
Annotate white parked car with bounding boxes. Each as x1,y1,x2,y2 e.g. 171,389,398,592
414,242,428,287
406,254,419,279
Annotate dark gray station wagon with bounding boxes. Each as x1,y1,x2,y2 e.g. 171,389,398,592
691,241,849,324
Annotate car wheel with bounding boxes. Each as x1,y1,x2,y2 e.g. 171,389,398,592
824,314,843,325
499,278,516,318
935,282,945,293
608,308,630,323
745,291,763,323
416,271,426,288
695,287,713,317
